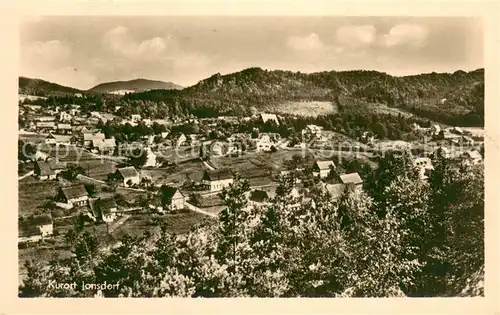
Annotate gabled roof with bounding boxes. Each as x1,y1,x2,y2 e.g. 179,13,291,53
314,160,335,171
54,135,74,143
36,121,55,128
35,161,55,176
31,213,53,226
117,166,139,179
160,186,184,203
339,172,363,185
465,150,482,160
60,184,89,200
325,183,346,199
202,169,233,181
95,197,118,215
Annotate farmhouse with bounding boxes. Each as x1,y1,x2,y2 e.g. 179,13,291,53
91,138,116,154
339,172,363,191
256,134,275,152
131,114,142,121
83,132,106,148
202,169,234,192
144,147,158,167
36,116,56,122
89,197,118,223
34,160,57,180
260,113,280,125
160,186,186,210
18,214,54,243
56,184,89,206
175,133,187,147
116,166,141,186
313,160,335,178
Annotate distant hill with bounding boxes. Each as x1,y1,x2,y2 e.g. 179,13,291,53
18,77,84,97
125,67,484,126
89,79,183,94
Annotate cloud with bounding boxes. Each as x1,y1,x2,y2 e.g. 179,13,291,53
26,40,71,60
103,26,177,58
381,24,430,47
287,33,325,52
335,25,377,48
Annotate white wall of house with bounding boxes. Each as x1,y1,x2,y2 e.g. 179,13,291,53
68,196,89,206
171,197,185,210
203,179,234,192
38,224,53,236
102,212,117,223
19,235,42,243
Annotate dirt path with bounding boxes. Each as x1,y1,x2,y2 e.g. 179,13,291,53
185,202,217,218
18,170,34,181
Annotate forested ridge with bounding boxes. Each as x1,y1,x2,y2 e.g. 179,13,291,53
20,67,484,126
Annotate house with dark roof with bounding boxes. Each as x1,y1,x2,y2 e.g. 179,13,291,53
115,166,140,186
34,160,57,180
56,184,89,206
160,186,186,210
202,169,234,192
18,214,54,243
56,123,73,135
89,197,118,223
313,160,336,178
248,189,271,205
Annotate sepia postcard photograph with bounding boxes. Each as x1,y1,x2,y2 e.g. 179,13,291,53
2,0,499,313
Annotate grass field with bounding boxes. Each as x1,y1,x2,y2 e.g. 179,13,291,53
111,211,209,239
274,101,338,117
18,178,60,216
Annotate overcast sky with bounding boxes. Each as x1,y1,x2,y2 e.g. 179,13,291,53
20,16,483,90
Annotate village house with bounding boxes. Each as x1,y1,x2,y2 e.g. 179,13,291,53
56,184,89,207
36,121,56,133
34,160,66,180
433,146,452,159
51,134,77,146
83,132,106,148
36,116,56,122
462,150,482,165
339,172,363,192
115,166,141,187
144,147,158,167
160,186,186,210
91,138,116,154
56,123,73,135
413,157,434,180
202,169,234,192
313,160,336,179
256,134,276,152
142,119,153,127
260,113,280,125
89,197,118,223
18,214,54,243
302,125,323,140
90,111,102,119
23,104,42,112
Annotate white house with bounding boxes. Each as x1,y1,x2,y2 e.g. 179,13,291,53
202,169,234,192
256,135,275,152
56,184,89,206
160,186,186,210
18,214,54,243
260,113,280,125
89,197,118,223
116,166,141,186
175,133,187,147
313,160,335,178
131,114,142,122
